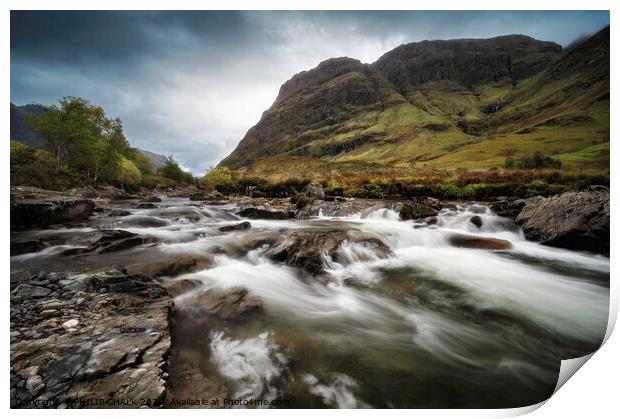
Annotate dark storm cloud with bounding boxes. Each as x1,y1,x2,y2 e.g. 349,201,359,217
10,10,610,174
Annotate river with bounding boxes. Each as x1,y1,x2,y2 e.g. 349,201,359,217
10,198,610,408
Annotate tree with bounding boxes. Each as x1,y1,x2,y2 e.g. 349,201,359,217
200,166,235,192
157,158,195,184
117,156,141,188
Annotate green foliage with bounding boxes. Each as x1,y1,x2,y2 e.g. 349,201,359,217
325,179,346,196
200,166,236,192
117,157,142,188
157,158,195,184
504,152,561,170
10,140,36,165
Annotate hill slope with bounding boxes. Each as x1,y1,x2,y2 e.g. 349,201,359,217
220,27,609,178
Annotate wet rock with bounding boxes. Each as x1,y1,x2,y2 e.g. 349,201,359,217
143,195,162,202
469,215,483,228
11,271,32,288
10,270,173,408
218,221,251,232
396,199,439,221
449,234,512,250
237,206,294,220
265,230,392,275
165,278,204,297
107,209,132,217
127,256,211,278
490,196,543,219
137,202,159,209
193,287,262,320
11,198,95,228
11,240,47,256
515,186,609,254
166,186,198,198
13,284,52,299
293,182,325,209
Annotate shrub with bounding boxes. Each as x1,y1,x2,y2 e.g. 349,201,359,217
200,166,236,193
10,140,36,166
117,157,141,188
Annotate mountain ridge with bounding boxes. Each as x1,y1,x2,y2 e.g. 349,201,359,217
219,27,609,177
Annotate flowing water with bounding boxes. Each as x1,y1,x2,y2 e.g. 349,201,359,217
11,198,610,408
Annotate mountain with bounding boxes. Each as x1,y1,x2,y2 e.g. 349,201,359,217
136,148,170,170
10,103,46,147
220,27,609,178
10,103,170,170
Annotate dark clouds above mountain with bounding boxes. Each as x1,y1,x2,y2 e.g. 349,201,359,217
11,10,609,174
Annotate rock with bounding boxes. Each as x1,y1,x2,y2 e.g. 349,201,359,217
189,190,223,201
166,186,198,198
25,376,44,392
62,319,79,329
10,270,173,408
107,209,132,217
515,186,609,254
10,240,46,256
397,199,439,221
165,278,204,297
11,198,95,228
237,206,294,220
449,234,512,250
490,196,543,218
11,271,32,287
143,196,162,202
293,182,325,210
193,287,262,319
469,215,483,228
137,202,159,209
218,221,251,232
13,284,52,299
265,230,392,275
127,256,211,278
18,366,39,379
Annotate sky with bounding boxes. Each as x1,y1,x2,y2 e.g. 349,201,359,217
11,10,610,175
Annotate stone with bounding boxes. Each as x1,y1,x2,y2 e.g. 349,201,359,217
265,230,392,275
515,186,609,254
218,221,251,232
11,198,95,228
142,196,162,202
189,190,223,201
10,240,46,256
63,319,79,329
449,234,512,250
397,200,439,221
237,206,294,220
127,256,211,278
25,376,44,392
470,215,483,228
14,284,51,299
137,202,158,209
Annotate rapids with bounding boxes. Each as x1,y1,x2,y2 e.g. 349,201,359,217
10,198,610,408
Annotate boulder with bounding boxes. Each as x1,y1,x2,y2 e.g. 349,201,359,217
490,196,543,219
515,186,609,254
127,256,211,278
293,182,325,209
449,234,512,250
165,278,204,297
396,199,439,221
218,221,251,232
469,215,483,228
192,287,262,320
265,230,392,275
11,198,95,228
11,240,47,256
136,202,158,209
142,196,162,202
237,206,294,220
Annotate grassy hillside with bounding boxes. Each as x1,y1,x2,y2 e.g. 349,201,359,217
219,27,609,181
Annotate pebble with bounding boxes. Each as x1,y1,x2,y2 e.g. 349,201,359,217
18,365,39,379
25,375,45,392
62,319,79,329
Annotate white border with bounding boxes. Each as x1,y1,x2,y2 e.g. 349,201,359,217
3,2,617,418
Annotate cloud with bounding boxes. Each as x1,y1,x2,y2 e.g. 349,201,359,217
10,11,609,174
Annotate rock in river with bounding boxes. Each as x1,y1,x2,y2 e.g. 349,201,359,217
449,234,512,250
515,186,610,254
11,198,95,228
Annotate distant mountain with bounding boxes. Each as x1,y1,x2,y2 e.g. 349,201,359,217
136,148,170,170
10,103,170,170
220,27,609,176
10,103,46,147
